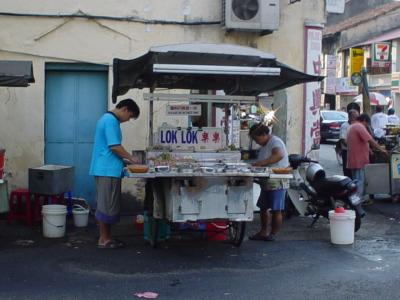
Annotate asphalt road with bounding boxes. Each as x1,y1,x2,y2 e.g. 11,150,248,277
319,141,342,176
1,145,400,299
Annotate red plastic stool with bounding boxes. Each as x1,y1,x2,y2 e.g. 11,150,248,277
32,193,64,225
7,188,34,226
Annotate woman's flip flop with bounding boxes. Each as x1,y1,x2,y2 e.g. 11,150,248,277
248,233,268,241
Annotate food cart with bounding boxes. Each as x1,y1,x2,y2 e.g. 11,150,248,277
364,125,400,198
112,43,322,247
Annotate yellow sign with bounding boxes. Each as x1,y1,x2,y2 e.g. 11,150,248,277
349,48,364,76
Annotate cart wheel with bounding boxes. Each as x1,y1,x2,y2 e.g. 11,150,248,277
148,216,159,248
228,221,246,247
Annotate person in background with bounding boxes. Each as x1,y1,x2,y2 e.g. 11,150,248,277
371,105,388,138
387,108,400,125
90,99,140,249
387,97,394,110
347,102,361,113
248,123,289,242
347,114,388,200
339,109,360,178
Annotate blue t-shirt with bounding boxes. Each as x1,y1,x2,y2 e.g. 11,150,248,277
89,112,124,178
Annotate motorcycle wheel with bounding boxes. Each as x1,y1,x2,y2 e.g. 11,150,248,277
228,221,246,247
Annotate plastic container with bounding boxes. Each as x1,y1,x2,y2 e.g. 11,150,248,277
205,222,228,241
134,214,144,232
143,211,170,241
42,204,67,238
329,209,355,245
72,204,89,227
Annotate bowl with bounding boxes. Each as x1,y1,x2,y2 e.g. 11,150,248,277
180,168,194,174
127,164,149,173
155,165,170,173
200,167,215,173
271,167,292,174
251,167,266,173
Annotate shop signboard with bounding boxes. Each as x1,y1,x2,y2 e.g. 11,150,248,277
157,127,224,150
303,25,323,154
326,0,345,14
349,48,364,76
372,42,391,68
392,72,400,93
166,104,201,116
324,55,336,95
336,77,358,95
229,119,240,149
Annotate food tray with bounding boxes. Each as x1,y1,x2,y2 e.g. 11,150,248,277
271,167,293,174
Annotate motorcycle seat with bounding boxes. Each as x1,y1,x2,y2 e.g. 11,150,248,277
311,175,352,194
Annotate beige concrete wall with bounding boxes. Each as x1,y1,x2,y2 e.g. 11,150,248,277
0,0,325,191
257,1,325,154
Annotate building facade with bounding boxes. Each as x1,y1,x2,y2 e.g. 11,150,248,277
0,0,325,205
322,0,400,112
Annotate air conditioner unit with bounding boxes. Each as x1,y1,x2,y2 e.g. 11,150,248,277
222,0,280,33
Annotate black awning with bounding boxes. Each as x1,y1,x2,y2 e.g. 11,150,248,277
112,43,323,103
0,61,35,87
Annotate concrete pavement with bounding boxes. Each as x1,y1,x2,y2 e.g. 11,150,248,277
1,144,400,299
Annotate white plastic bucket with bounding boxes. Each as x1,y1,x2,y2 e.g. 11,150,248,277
42,204,67,238
329,209,356,245
72,204,89,227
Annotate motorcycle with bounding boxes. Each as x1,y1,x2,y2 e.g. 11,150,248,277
286,154,365,232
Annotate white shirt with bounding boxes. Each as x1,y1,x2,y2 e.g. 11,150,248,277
257,136,289,168
371,112,388,138
339,121,350,150
388,114,400,125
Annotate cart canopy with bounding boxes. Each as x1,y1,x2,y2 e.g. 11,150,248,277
0,61,35,87
112,43,323,102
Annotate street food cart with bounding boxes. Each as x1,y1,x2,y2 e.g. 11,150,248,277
112,43,322,247
364,125,400,198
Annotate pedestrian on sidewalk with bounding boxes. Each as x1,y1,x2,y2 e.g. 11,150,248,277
339,108,360,178
347,114,388,201
89,99,140,249
248,123,289,242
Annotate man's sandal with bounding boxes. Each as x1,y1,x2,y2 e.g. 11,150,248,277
97,240,126,249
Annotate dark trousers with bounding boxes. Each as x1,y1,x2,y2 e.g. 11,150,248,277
342,150,352,179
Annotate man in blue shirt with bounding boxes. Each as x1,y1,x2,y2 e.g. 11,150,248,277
90,99,140,249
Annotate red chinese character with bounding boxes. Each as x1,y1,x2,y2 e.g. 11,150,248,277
212,132,220,143
309,88,321,116
313,137,320,146
201,132,209,143
310,120,320,139
313,56,321,75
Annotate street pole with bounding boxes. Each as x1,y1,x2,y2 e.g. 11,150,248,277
361,67,371,115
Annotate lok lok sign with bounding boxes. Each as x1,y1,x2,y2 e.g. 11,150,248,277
157,127,224,150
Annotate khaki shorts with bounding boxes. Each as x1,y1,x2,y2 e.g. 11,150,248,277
94,176,121,224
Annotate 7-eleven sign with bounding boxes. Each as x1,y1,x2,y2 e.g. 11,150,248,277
372,42,391,67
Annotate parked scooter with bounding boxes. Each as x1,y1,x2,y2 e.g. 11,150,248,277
286,154,365,232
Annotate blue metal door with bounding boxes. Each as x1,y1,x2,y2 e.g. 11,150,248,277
45,65,107,206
